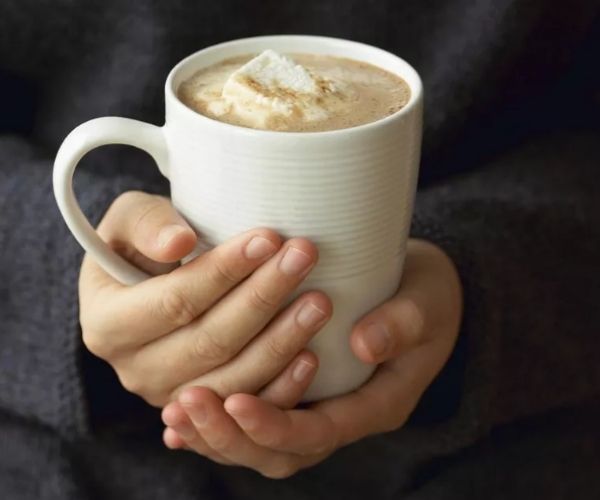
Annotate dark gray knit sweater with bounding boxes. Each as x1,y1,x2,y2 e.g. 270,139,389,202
1,1,599,499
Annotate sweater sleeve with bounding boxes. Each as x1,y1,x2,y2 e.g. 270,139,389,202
405,130,600,451
0,136,166,437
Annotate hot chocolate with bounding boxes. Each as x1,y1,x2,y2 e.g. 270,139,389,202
178,50,411,132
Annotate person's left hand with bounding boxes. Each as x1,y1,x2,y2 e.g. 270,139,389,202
161,239,463,478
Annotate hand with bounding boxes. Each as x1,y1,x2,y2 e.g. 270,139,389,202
79,191,333,408
161,239,463,478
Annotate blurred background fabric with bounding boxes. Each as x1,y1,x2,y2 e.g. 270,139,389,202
0,1,599,499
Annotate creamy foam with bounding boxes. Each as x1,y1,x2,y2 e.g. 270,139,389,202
178,51,410,132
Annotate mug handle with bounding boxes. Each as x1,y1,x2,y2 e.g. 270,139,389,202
53,117,169,285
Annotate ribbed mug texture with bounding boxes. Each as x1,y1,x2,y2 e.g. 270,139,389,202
166,36,423,400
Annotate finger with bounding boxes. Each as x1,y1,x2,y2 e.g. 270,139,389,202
79,191,198,323
179,388,301,479
311,335,454,447
175,293,328,400
257,350,319,409
223,393,338,457
350,239,460,364
350,297,424,365
99,191,197,269
80,227,282,355
161,402,233,464
163,427,186,450
138,238,318,390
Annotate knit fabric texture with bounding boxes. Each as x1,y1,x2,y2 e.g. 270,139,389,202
1,1,599,498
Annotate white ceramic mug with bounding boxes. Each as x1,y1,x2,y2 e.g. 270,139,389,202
53,35,423,401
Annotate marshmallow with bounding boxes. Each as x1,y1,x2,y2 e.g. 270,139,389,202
218,50,339,128
227,49,320,95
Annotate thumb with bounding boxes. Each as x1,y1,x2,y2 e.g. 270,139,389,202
350,294,425,365
97,191,197,274
350,240,456,364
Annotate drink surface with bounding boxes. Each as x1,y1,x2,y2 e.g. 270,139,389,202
178,51,411,132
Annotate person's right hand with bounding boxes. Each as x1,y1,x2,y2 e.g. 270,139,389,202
79,191,332,410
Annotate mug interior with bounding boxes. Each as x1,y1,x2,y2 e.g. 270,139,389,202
166,35,422,134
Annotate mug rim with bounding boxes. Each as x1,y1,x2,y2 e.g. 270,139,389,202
165,34,423,138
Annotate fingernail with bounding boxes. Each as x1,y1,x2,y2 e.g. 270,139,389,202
296,301,327,329
244,236,277,260
292,359,317,383
158,224,188,248
279,247,313,275
363,323,391,358
185,402,207,427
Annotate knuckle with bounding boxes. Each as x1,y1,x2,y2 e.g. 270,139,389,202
191,325,235,365
246,286,278,314
263,336,290,361
158,286,197,327
81,329,117,359
105,191,171,243
207,256,240,287
132,197,168,235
